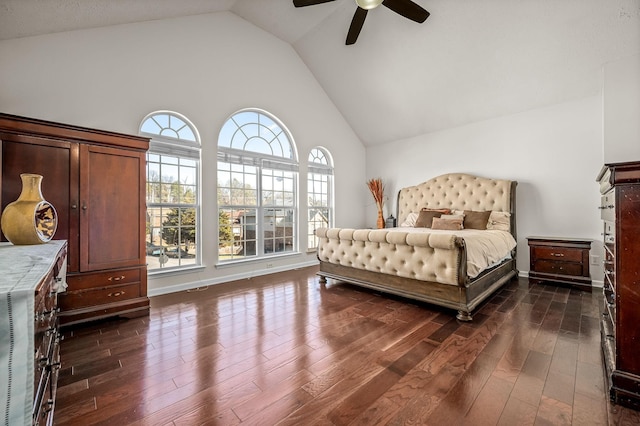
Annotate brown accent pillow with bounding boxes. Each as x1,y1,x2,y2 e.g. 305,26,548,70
414,208,451,228
463,210,491,230
431,216,463,230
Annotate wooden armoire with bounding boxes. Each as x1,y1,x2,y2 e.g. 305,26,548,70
0,113,150,326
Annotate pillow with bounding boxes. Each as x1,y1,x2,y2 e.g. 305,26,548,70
414,208,451,228
463,210,491,230
440,214,465,221
487,211,511,231
400,212,419,227
431,216,463,230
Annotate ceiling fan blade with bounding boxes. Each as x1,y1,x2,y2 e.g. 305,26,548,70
346,7,368,45
382,0,430,23
293,0,335,7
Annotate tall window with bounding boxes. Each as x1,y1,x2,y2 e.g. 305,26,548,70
140,111,200,271
218,109,298,262
307,147,334,250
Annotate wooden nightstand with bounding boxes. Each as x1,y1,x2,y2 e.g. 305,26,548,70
527,236,592,290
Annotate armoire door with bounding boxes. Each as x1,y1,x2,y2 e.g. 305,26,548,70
1,135,80,271
79,144,145,271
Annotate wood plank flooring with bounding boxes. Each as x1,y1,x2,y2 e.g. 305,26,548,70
55,266,640,425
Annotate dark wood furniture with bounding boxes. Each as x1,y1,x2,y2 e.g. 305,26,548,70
0,240,67,426
0,113,149,326
527,236,592,290
597,161,640,411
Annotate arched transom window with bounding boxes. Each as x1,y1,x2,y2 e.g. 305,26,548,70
140,111,200,272
217,109,298,262
307,147,334,250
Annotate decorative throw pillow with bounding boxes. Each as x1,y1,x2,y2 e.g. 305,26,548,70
440,214,465,221
400,212,419,227
487,211,511,231
463,210,491,230
431,216,463,230
414,208,451,228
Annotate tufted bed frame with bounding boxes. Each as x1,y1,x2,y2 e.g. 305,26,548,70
316,173,518,321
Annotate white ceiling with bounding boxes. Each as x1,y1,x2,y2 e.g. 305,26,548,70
1,0,639,146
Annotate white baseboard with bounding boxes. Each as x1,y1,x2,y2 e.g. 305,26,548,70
148,259,320,297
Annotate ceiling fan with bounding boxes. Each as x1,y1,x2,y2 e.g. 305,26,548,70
293,0,430,45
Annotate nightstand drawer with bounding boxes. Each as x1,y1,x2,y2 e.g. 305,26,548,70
532,260,583,276
531,246,583,263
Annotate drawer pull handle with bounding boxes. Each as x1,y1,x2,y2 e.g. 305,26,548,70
598,205,614,209
108,291,125,297
550,253,564,257
108,275,125,282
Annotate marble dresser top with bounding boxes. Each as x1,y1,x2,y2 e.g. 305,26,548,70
0,240,67,295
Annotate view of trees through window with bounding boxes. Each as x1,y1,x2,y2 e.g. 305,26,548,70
146,154,198,269
141,111,200,272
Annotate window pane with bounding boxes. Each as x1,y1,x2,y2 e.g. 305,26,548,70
233,111,258,127
263,208,294,254
219,208,257,260
180,165,196,185
307,150,333,250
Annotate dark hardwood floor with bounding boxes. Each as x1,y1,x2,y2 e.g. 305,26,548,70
55,266,639,425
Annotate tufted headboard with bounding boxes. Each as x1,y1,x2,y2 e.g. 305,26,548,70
397,173,517,237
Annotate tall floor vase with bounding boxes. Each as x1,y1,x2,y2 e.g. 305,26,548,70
1,173,57,245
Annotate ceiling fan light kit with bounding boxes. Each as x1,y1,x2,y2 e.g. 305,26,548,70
293,0,429,45
355,0,384,10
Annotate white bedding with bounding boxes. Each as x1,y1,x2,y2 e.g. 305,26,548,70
389,227,516,278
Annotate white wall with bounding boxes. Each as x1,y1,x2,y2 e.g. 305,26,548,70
603,54,640,163
366,96,605,283
0,12,367,295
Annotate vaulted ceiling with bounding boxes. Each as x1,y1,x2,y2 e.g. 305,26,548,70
1,0,638,146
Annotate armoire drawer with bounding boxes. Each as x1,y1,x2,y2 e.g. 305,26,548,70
66,268,141,291
59,282,141,310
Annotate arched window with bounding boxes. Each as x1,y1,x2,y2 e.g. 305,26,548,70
307,147,334,250
140,111,200,271
217,109,298,262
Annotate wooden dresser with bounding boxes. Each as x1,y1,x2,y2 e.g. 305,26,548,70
0,113,150,326
527,236,592,290
0,240,67,426
597,161,640,410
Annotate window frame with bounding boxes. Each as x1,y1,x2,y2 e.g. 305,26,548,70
217,108,299,264
140,111,202,274
307,147,334,251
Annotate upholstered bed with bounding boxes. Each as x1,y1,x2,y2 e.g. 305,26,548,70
316,173,518,321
